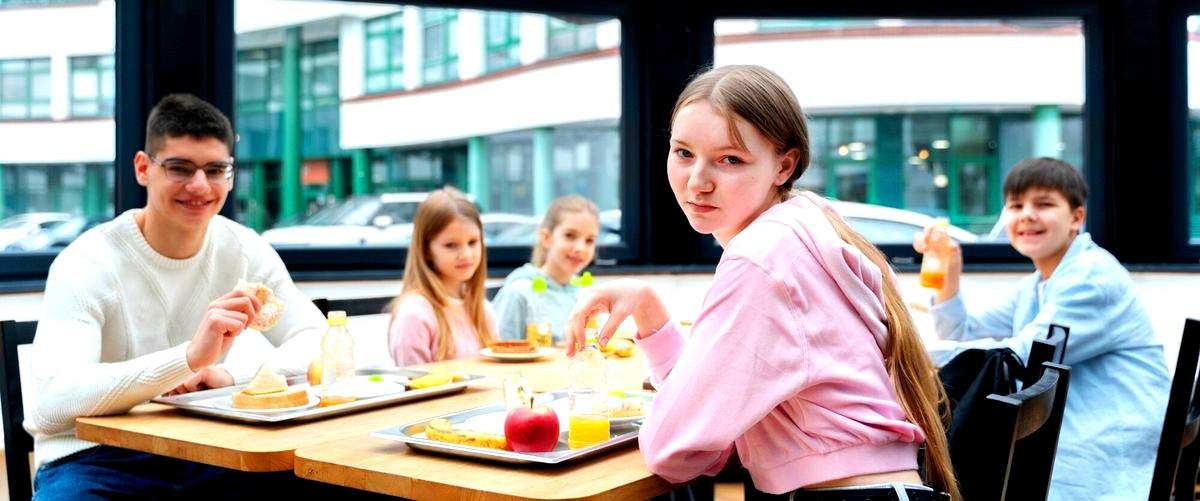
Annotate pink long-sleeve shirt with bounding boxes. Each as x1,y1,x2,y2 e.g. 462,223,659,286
388,293,497,365
636,193,924,494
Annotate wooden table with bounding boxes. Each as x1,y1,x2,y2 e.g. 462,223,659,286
75,347,674,499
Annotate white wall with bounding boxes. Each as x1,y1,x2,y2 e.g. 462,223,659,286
340,55,621,149
0,119,114,164
457,10,485,81
715,34,1086,112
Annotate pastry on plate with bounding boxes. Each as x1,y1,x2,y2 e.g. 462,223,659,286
489,340,537,354
236,279,285,331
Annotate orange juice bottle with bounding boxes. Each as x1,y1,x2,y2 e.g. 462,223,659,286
568,323,610,448
525,276,553,347
919,218,950,289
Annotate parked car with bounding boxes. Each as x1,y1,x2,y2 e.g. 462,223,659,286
828,201,979,244
262,193,428,247
5,216,105,252
0,212,73,249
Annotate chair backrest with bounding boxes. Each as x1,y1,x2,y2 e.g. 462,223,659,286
311,297,330,317
321,295,396,317
1024,323,1069,387
1149,318,1200,501
0,319,37,501
976,362,1072,501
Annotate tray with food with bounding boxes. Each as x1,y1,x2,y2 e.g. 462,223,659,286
372,390,654,464
153,364,483,424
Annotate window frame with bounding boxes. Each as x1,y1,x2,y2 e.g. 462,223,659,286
68,54,115,118
0,57,51,120
421,7,459,85
546,16,598,58
363,12,404,94
484,11,521,73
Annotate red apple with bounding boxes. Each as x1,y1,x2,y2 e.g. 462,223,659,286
504,405,561,453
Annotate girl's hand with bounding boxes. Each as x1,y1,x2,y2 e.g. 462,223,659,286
565,279,669,356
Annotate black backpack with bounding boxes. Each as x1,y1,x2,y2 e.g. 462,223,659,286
938,348,1024,500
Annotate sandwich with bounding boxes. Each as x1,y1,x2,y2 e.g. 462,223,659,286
230,363,309,410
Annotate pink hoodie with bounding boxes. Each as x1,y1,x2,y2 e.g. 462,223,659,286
636,193,923,494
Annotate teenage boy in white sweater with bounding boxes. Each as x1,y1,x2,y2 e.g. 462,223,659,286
27,94,328,499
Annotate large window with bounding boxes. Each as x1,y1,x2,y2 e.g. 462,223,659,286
1,1,115,257
364,12,403,94
1,58,50,119
70,55,114,117
421,7,458,85
714,18,1085,243
485,12,520,73
235,1,623,254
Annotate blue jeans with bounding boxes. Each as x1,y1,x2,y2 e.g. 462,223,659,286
33,445,381,500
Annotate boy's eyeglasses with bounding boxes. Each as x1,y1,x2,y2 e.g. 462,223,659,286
151,156,235,184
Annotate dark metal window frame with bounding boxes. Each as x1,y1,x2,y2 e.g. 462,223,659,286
2,0,1198,294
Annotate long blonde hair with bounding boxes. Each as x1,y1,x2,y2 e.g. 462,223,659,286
531,195,600,267
392,187,495,360
673,65,959,499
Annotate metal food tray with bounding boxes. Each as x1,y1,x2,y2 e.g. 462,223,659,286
152,367,484,424
372,391,642,465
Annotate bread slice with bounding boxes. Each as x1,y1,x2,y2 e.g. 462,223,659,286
230,386,310,410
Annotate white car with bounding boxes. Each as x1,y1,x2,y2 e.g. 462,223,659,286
828,201,979,244
0,212,73,249
262,193,428,247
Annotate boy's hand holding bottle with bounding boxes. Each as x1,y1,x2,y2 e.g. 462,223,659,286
913,219,963,304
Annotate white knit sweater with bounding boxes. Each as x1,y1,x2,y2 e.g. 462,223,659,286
26,210,325,467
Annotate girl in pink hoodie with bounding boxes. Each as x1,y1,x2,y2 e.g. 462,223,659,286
566,65,959,500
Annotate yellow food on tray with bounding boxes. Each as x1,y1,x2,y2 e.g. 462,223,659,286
231,364,309,410
409,372,454,389
423,418,507,450
600,338,634,358
607,392,645,418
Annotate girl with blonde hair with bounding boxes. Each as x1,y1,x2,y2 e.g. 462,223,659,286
566,65,959,500
388,187,496,364
493,195,600,343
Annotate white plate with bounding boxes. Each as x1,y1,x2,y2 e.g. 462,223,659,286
212,394,320,414
479,346,556,362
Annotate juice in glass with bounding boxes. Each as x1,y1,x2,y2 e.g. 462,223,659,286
568,414,611,449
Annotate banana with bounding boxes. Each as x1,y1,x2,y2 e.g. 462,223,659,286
423,418,508,450
602,338,634,358
409,371,453,389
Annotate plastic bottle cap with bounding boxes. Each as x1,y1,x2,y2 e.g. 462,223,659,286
580,271,593,287
327,310,347,326
531,275,547,294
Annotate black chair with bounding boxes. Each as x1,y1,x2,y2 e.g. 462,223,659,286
1149,318,1200,501
1024,324,1069,387
976,362,1072,501
311,297,330,317
0,319,37,501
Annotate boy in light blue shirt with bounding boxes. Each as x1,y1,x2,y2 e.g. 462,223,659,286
916,157,1169,501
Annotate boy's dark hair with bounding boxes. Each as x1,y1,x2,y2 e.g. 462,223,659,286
144,94,235,157
1002,157,1088,209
